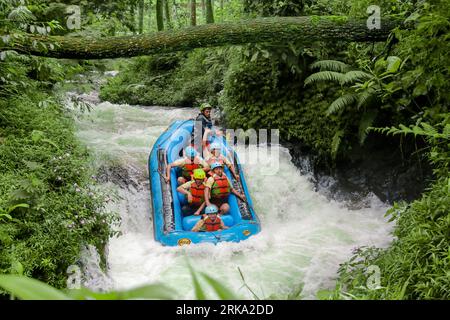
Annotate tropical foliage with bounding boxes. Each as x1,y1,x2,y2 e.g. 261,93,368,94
1,0,448,300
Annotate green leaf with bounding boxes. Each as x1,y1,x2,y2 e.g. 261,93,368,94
117,284,176,300
331,130,344,160
342,71,372,85
0,275,71,300
200,272,239,300
386,56,402,73
67,284,175,300
413,83,428,97
316,289,334,300
327,94,357,115
358,110,378,145
7,203,29,215
188,263,206,300
304,71,345,86
310,60,350,72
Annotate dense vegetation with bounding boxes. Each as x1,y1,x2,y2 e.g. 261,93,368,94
99,0,450,300
0,0,120,291
1,0,448,300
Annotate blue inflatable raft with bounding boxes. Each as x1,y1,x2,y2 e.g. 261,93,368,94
149,120,261,246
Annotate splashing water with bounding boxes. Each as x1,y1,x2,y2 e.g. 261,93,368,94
74,98,393,299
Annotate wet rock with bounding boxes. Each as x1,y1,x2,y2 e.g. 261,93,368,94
96,163,148,191
287,135,433,205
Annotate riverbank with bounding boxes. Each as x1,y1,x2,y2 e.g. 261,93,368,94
0,74,117,292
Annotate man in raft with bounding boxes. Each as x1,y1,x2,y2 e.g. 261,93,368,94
205,162,246,215
177,169,207,216
204,142,240,182
192,205,228,232
165,146,209,185
193,102,223,150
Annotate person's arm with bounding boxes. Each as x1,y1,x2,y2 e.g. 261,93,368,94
203,128,212,145
177,182,193,203
220,219,229,230
230,180,246,202
224,157,239,181
192,219,205,232
166,159,184,182
193,202,206,216
200,158,210,172
204,177,214,207
165,164,172,183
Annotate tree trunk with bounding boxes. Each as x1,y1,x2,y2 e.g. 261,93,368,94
164,0,172,29
205,0,214,24
138,0,145,34
172,0,178,23
201,0,206,19
190,0,196,26
156,0,164,31
6,17,402,60
148,0,153,31
130,5,136,34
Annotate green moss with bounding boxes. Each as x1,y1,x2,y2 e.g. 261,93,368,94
326,15,349,25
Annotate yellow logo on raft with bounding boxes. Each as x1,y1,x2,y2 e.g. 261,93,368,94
243,230,251,236
178,238,192,246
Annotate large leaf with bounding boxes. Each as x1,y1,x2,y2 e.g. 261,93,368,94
67,284,176,300
200,272,239,300
188,263,206,300
331,130,344,160
310,60,350,73
385,56,402,73
326,94,357,115
0,275,71,300
358,110,379,145
342,71,372,85
304,71,345,86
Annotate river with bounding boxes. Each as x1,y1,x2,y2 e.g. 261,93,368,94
70,84,393,299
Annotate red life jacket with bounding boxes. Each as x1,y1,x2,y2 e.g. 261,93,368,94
190,181,205,205
203,216,222,232
211,174,231,199
181,158,201,179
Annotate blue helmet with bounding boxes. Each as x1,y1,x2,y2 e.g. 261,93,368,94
205,205,219,215
210,162,224,171
185,146,198,158
210,142,221,151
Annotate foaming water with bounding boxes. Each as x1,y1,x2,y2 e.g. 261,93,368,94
74,99,393,299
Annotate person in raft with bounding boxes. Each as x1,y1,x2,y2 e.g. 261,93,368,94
192,205,228,232
204,162,246,215
193,102,223,148
176,169,207,216
204,142,240,181
165,146,209,185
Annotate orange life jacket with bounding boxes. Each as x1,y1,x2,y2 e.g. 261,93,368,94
203,216,222,232
181,158,201,179
190,181,205,205
211,174,231,199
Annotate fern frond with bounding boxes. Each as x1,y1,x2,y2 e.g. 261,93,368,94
304,71,345,86
356,90,375,109
310,60,351,73
370,123,450,140
358,110,378,145
326,94,358,115
341,71,372,85
331,130,344,160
